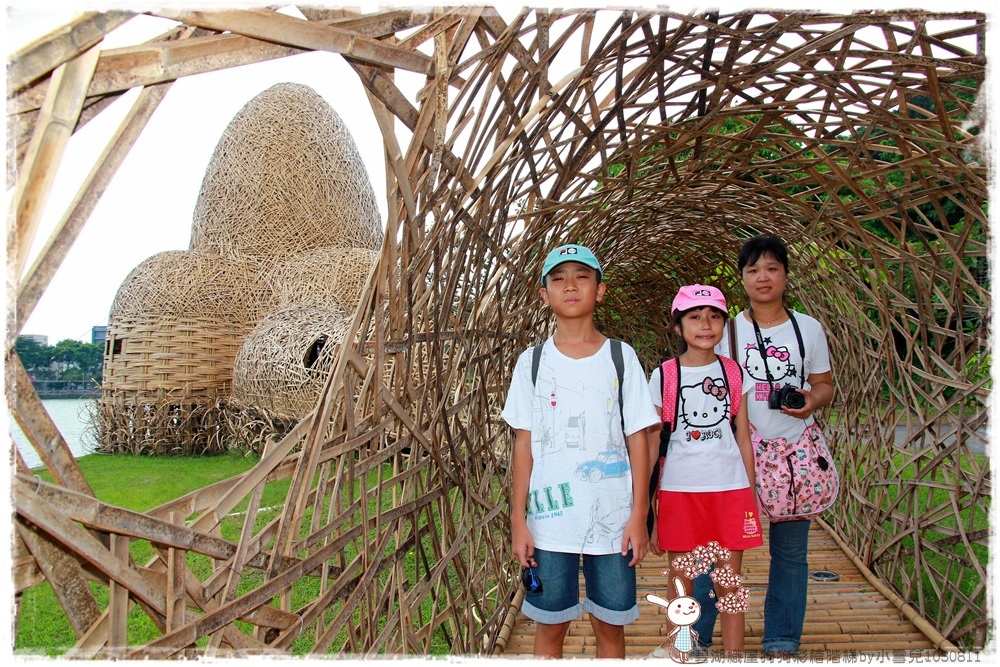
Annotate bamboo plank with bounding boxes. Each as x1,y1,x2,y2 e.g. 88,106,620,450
108,534,130,659
14,517,102,637
6,11,132,93
14,481,168,615
11,45,101,280
498,521,944,658
6,353,95,495
151,8,433,75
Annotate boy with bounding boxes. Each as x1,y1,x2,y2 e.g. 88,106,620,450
502,244,658,658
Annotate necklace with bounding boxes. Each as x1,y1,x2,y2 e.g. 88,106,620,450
749,307,784,327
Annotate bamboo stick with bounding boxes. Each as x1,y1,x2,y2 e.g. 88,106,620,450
11,45,101,281
14,517,103,637
15,80,173,339
6,351,94,496
6,11,132,94
152,7,433,75
108,534,129,659
817,517,960,653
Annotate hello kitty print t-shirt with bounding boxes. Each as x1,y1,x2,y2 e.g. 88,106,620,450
717,310,831,443
647,362,752,493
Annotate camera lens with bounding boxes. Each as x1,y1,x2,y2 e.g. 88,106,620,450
782,388,806,409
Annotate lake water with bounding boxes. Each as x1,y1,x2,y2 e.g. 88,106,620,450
8,398,98,470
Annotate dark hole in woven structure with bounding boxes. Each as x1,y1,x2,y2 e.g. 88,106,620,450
304,335,327,370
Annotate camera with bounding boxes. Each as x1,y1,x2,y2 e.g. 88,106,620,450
769,384,806,410
521,567,543,593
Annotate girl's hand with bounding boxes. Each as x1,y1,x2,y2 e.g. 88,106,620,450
649,528,664,556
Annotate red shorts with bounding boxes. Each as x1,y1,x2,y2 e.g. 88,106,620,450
656,488,764,553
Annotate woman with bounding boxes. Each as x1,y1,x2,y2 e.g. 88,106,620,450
693,234,835,657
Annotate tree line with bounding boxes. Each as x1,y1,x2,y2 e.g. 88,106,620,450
15,336,104,384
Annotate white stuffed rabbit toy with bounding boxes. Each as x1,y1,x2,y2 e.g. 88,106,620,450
646,577,702,662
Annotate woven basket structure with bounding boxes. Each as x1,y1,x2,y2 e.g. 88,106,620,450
191,82,382,267
96,83,382,452
101,250,270,395
7,7,989,660
269,247,379,310
231,304,351,420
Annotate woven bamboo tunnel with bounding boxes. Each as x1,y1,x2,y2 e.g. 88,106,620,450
7,7,989,659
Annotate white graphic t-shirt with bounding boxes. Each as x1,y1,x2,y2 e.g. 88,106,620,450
717,310,832,443
502,338,659,555
647,361,751,492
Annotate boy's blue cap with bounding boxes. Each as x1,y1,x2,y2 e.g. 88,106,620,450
541,244,602,285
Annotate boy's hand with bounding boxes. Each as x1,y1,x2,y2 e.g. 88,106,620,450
511,521,536,568
622,515,649,566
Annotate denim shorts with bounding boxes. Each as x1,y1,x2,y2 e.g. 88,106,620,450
521,548,639,626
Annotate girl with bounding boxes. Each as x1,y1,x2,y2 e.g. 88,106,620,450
646,284,762,660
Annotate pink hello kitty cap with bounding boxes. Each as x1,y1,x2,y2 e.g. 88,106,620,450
671,284,728,316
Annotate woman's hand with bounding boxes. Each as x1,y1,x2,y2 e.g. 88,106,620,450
781,372,834,419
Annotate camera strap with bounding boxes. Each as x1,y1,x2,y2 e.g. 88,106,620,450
748,307,806,392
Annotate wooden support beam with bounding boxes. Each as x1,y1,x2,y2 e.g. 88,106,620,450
15,80,173,339
126,522,366,659
10,45,101,281
15,516,103,637
9,34,302,116
6,11,133,93
15,472,277,567
108,534,130,659
151,7,433,75
12,527,45,593
14,480,167,614
5,351,95,496
8,10,435,118
166,514,186,633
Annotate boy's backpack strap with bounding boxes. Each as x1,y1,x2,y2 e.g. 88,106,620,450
530,343,543,386
610,339,625,435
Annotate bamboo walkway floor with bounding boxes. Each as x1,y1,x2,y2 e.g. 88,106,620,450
495,520,946,660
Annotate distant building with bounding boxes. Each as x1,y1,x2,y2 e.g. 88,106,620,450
22,334,47,346
92,326,108,346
